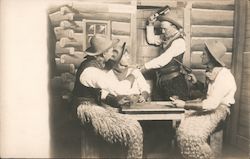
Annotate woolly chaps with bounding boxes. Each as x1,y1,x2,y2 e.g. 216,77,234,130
77,103,143,158
177,105,229,159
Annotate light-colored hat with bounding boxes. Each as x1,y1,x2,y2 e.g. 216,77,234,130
85,34,119,56
205,40,226,66
158,16,183,29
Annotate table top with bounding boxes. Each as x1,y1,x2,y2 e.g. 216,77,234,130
121,101,185,114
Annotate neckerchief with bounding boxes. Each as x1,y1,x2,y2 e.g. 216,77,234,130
113,66,129,81
205,67,223,82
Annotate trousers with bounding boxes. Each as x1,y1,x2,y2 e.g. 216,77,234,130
176,105,229,159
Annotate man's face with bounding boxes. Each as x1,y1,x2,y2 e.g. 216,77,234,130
161,21,177,38
201,47,211,65
120,51,130,66
103,48,114,62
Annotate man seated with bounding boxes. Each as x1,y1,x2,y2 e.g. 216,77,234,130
102,44,150,107
171,41,237,159
72,35,143,158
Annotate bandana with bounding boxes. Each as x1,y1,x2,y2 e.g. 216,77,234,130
113,66,129,81
205,67,222,82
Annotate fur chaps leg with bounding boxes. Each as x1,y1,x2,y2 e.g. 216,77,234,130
77,103,143,158
176,105,229,159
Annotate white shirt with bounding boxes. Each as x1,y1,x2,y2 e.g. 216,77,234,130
105,68,150,96
202,67,237,110
145,25,185,69
80,67,133,97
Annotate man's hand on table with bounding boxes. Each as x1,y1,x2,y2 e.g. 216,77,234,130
170,96,185,108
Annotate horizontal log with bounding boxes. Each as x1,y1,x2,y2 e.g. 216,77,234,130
137,0,177,7
191,9,234,26
138,46,160,57
137,7,183,19
191,51,232,69
80,0,131,4
54,27,74,40
75,12,131,22
60,54,86,68
112,21,130,36
192,1,235,10
49,11,74,26
72,2,136,14
55,42,75,56
68,31,83,44
191,37,233,52
191,25,233,38
59,37,82,49
51,76,75,91
55,58,75,74
60,20,83,32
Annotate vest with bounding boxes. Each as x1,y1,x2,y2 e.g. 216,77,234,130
157,37,185,78
72,56,103,104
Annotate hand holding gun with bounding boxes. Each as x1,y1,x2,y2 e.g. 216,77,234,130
148,5,171,24
173,58,197,84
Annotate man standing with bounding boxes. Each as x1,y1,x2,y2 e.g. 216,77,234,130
140,14,189,100
171,41,237,159
71,34,143,158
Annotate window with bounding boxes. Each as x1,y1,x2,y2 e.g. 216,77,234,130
82,19,111,50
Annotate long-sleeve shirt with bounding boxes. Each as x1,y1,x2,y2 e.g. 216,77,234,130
106,68,151,95
202,67,237,110
145,25,185,69
80,67,133,97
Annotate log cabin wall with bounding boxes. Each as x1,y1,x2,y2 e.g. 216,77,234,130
48,0,250,154
48,0,136,100
136,0,235,85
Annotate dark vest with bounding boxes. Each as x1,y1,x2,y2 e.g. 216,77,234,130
157,37,184,77
72,56,103,104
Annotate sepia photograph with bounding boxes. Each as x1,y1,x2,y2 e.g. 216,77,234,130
0,0,250,158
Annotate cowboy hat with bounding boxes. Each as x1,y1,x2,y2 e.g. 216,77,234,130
205,40,226,67
158,16,183,29
85,34,119,56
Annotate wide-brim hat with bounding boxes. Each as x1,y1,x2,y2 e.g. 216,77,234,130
85,34,120,56
205,40,226,67
158,16,183,29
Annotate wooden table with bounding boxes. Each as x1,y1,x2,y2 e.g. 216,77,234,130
121,101,185,152
121,101,185,121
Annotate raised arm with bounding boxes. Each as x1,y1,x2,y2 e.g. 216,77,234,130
80,67,134,96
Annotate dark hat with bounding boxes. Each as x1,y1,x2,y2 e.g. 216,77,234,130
85,34,119,56
205,40,226,67
158,16,183,29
